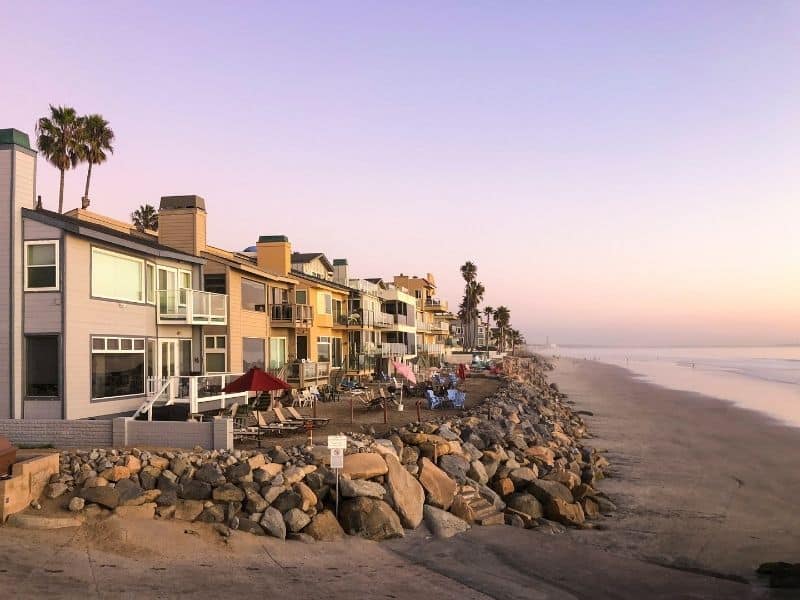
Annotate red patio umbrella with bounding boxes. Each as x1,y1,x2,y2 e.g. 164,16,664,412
457,363,468,380
222,367,291,393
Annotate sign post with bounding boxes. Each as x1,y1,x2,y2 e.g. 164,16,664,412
327,435,347,517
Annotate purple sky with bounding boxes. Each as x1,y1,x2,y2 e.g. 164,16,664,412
4,2,800,345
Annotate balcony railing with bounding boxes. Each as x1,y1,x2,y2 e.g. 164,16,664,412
338,309,395,328
138,372,247,419
157,288,227,325
389,313,415,327
269,304,314,327
416,321,433,333
284,361,340,386
425,298,448,311
346,353,379,373
417,343,445,355
378,342,413,356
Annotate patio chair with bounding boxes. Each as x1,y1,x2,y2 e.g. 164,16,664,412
308,385,322,403
447,388,466,409
298,389,314,408
357,389,383,410
286,405,330,426
425,389,443,410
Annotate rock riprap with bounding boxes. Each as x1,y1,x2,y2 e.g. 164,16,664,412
52,356,611,542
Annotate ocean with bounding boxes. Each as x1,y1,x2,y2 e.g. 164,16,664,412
535,346,800,428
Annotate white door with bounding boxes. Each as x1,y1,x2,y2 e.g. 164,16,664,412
159,339,180,397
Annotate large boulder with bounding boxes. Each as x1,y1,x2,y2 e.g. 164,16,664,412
338,497,404,541
506,493,543,520
423,505,470,539
438,455,470,483
418,458,457,510
303,510,345,541
384,454,424,529
272,490,303,513
260,507,286,539
509,467,538,489
181,480,212,501
139,466,161,490
173,500,204,521
339,478,386,499
99,466,130,482
225,462,252,483
527,479,573,504
194,463,225,486
543,470,581,490
213,483,245,503
546,498,585,526
283,508,312,533
245,488,269,514
525,446,555,467
342,453,388,479
293,482,318,511
80,486,120,509
115,479,147,506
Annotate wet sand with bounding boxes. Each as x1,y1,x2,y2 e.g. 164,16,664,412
4,359,799,599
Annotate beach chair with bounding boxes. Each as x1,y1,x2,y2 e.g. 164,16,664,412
309,385,322,403
254,410,301,435
426,389,443,410
447,388,466,409
286,405,330,426
298,389,314,408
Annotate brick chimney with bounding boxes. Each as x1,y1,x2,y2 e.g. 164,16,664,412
158,195,207,255
256,235,291,276
333,259,349,286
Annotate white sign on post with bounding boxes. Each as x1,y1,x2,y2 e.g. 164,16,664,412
327,435,347,449
330,447,344,469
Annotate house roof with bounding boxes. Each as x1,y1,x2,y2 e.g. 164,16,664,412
0,128,31,149
202,245,295,283
22,208,204,264
290,269,352,293
291,252,333,272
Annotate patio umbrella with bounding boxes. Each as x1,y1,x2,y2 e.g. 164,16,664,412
222,367,292,393
391,361,417,410
457,363,468,380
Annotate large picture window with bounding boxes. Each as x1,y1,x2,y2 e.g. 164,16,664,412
92,248,144,303
26,335,59,397
242,279,266,312
243,337,265,371
24,240,59,291
91,336,145,399
317,292,332,315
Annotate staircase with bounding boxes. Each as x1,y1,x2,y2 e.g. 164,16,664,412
131,378,174,420
452,484,505,526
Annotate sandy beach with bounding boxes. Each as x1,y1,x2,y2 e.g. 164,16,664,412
3,358,799,599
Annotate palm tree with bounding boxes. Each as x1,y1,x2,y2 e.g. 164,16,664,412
508,328,525,356
78,114,114,203
482,306,494,354
493,306,511,352
131,204,158,231
36,105,82,213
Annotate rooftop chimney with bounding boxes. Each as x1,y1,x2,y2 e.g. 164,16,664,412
158,195,207,256
257,235,291,276
333,259,349,286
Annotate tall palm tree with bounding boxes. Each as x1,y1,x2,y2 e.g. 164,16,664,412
460,261,477,284
493,306,511,352
458,261,480,350
78,114,114,203
508,328,525,356
36,105,82,213
131,204,159,231
482,306,494,353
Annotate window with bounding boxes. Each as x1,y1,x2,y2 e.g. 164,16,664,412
242,279,266,312
26,336,59,397
179,270,192,290
180,339,192,375
295,289,307,305
243,337,265,371
317,336,330,362
92,248,144,303
145,263,156,304
205,336,227,373
91,336,145,399
270,287,288,305
317,292,332,315
24,241,58,291
146,339,156,381
269,337,287,370
204,273,226,295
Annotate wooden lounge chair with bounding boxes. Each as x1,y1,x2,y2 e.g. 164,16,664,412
357,390,384,410
254,410,301,435
286,405,330,426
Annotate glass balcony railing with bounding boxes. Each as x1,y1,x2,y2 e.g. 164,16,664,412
269,304,314,326
157,288,227,325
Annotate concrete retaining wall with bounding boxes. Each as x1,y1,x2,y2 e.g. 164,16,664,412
0,418,233,450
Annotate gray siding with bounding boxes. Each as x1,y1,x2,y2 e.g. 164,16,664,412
23,219,60,240
22,400,62,419
24,292,62,333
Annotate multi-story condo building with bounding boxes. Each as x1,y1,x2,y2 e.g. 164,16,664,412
393,273,450,365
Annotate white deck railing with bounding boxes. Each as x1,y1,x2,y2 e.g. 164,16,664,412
157,288,228,325
142,373,248,419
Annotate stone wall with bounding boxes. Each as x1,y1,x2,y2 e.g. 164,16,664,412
0,418,233,450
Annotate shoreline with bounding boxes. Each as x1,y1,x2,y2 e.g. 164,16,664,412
549,357,800,583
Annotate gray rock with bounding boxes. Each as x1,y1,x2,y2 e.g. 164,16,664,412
115,479,146,505
303,510,345,541
194,463,225,485
68,497,85,512
212,483,245,503
272,490,303,513
339,478,386,499
44,482,69,499
80,486,120,509
338,497,404,541
237,518,265,536
423,505,470,539
260,507,286,540
245,488,268,513
438,455,469,483
225,462,252,483
283,508,311,533
181,480,212,501
196,504,226,523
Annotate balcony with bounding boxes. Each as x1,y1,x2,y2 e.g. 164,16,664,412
285,361,339,387
270,304,314,327
417,343,445,355
137,372,247,419
339,309,395,328
389,313,415,327
157,288,227,325
378,342,414,356
416,321,433,333
425,298,448,312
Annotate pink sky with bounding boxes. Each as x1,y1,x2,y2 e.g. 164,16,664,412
3,2,800,345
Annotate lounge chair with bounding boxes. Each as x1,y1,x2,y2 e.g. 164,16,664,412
286,405,330,426
447,388,466,409
254,410,301,435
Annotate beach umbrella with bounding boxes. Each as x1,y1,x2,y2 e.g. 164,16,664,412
391,360,417,410
222,367,291,393
457,363,468,380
